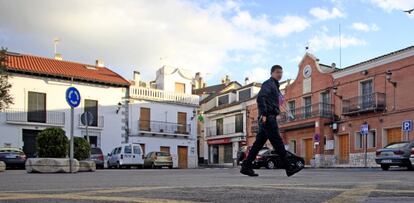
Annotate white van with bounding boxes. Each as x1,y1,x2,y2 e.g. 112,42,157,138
107,143,144,169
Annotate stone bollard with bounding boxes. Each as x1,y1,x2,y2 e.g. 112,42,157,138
78,160,96,172
0,161,6,172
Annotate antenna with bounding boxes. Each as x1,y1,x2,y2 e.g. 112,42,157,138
339,23,342,69
53,37,60,55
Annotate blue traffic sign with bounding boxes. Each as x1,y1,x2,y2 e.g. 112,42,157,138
360,124,369,135
402,120,412,132
66,87,81,108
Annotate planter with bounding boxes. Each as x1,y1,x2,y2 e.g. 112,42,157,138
78,160,96,172
0,161,5,172
25,158,79,173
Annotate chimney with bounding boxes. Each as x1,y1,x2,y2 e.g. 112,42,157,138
221,75,230,85
244,77,250,85
193,72,204,89
133,71,141,86
54,53,63,61
331,63,336,69
95,59,104,67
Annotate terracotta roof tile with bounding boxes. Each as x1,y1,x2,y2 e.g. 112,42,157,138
4,52,130,87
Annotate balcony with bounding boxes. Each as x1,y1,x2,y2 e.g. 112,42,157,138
278,103,334,124
78,114,104,129
5,109,65,126
138,120,190,136
206,122,244,138
130,87,199,106
342,92,386,116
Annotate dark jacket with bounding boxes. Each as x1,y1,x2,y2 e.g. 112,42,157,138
257,77,280,117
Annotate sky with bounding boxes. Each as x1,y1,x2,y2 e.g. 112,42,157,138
0,0,413,85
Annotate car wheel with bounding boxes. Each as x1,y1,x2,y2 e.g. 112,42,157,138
407,164,413,171
381,164,390,171
151,163,156,169
266,160,276,169
116,162,120,169
168,166,173,169
107,161,111,169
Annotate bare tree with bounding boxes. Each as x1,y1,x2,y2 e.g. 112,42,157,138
0,48,13,110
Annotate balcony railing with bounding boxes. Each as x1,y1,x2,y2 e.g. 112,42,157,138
342,92,386,116
138,120,190,135
5,109,65,126
206,122,244,137
130,87,199,106
78,114,104,128
278,103,334,124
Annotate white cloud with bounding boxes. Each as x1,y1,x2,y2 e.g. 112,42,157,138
309,33,367,51
309,7,344,21
351,22,379,32
243,67,270,83
370,0,414,13
232,11,310,37
0,0,270,80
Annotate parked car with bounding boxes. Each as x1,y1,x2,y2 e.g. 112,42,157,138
107,144,144,169
375,141,414,171
144,151,173,169
90,147,104,169
253,148,304,169
0,147,26,169
237,146,269,164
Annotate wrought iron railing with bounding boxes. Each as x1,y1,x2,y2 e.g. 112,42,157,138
5,109,65,126
206,122,244,137
342,92,386,115
138,120,191,135
278,103,334,123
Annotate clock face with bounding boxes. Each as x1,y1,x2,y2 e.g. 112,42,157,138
303,65,312,78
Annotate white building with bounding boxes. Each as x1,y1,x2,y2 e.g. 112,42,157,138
0,52,129,157
127,66,199,168
203,81,261,167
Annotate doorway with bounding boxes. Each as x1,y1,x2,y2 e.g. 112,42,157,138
178,146,188,169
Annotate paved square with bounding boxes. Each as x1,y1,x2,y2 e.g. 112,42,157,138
0,168,413,202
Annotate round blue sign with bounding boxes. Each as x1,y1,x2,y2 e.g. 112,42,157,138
66,87,81,108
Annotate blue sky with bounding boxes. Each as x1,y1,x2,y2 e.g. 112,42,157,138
0,0,413,84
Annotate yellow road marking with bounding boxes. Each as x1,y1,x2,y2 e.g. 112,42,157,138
324,184,377,203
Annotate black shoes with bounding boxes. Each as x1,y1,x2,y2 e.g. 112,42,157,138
240,162,259,177
285,160,304,177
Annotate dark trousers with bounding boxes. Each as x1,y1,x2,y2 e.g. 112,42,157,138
245,115,288,166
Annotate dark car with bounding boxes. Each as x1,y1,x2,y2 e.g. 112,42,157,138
0,147,26,169
90,147,104,169
375,141,414,171
253,148,304,169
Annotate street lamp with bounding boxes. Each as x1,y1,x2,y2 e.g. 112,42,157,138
332,86,342,99
386,70,397,87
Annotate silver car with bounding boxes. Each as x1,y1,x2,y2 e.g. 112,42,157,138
375,141,414,171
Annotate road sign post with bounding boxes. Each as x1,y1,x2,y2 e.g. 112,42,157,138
361,124,369,168
66,87,81,173
402,120,412,141
81,112,94,158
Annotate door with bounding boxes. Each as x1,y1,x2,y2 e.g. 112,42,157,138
160,146,170,154
178,146,188,169
22,129,41,158
132,145,143,165
212,145,219,164
177,112,187,134
387,128,402,145
27,92,46,123
139,108,150,131
304,138,313,165
84,99,98,126
338,134,349,164
175,82,186,94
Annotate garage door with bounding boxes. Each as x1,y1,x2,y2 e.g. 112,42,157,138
387,128,402,145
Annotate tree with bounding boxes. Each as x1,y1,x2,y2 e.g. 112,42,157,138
0,48,13,110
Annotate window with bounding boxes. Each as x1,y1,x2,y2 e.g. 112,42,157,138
320,92,331,116
124,145,132,154
288,101,296,118
238,88,251,101
218,95,229,106
235,113,243,133
133,146,141,154
84,99,98,126
116,147,121,154
27,92,46,123
175,82,186,93
139,108,150,131
290,140,297,154
360,80,373,109
303,96,312,118
355,131,376,149
216,118,223,135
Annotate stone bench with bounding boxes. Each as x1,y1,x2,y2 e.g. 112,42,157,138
25,158,79,173
0,161,5,172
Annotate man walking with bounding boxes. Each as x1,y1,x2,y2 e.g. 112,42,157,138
240,65,303,177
